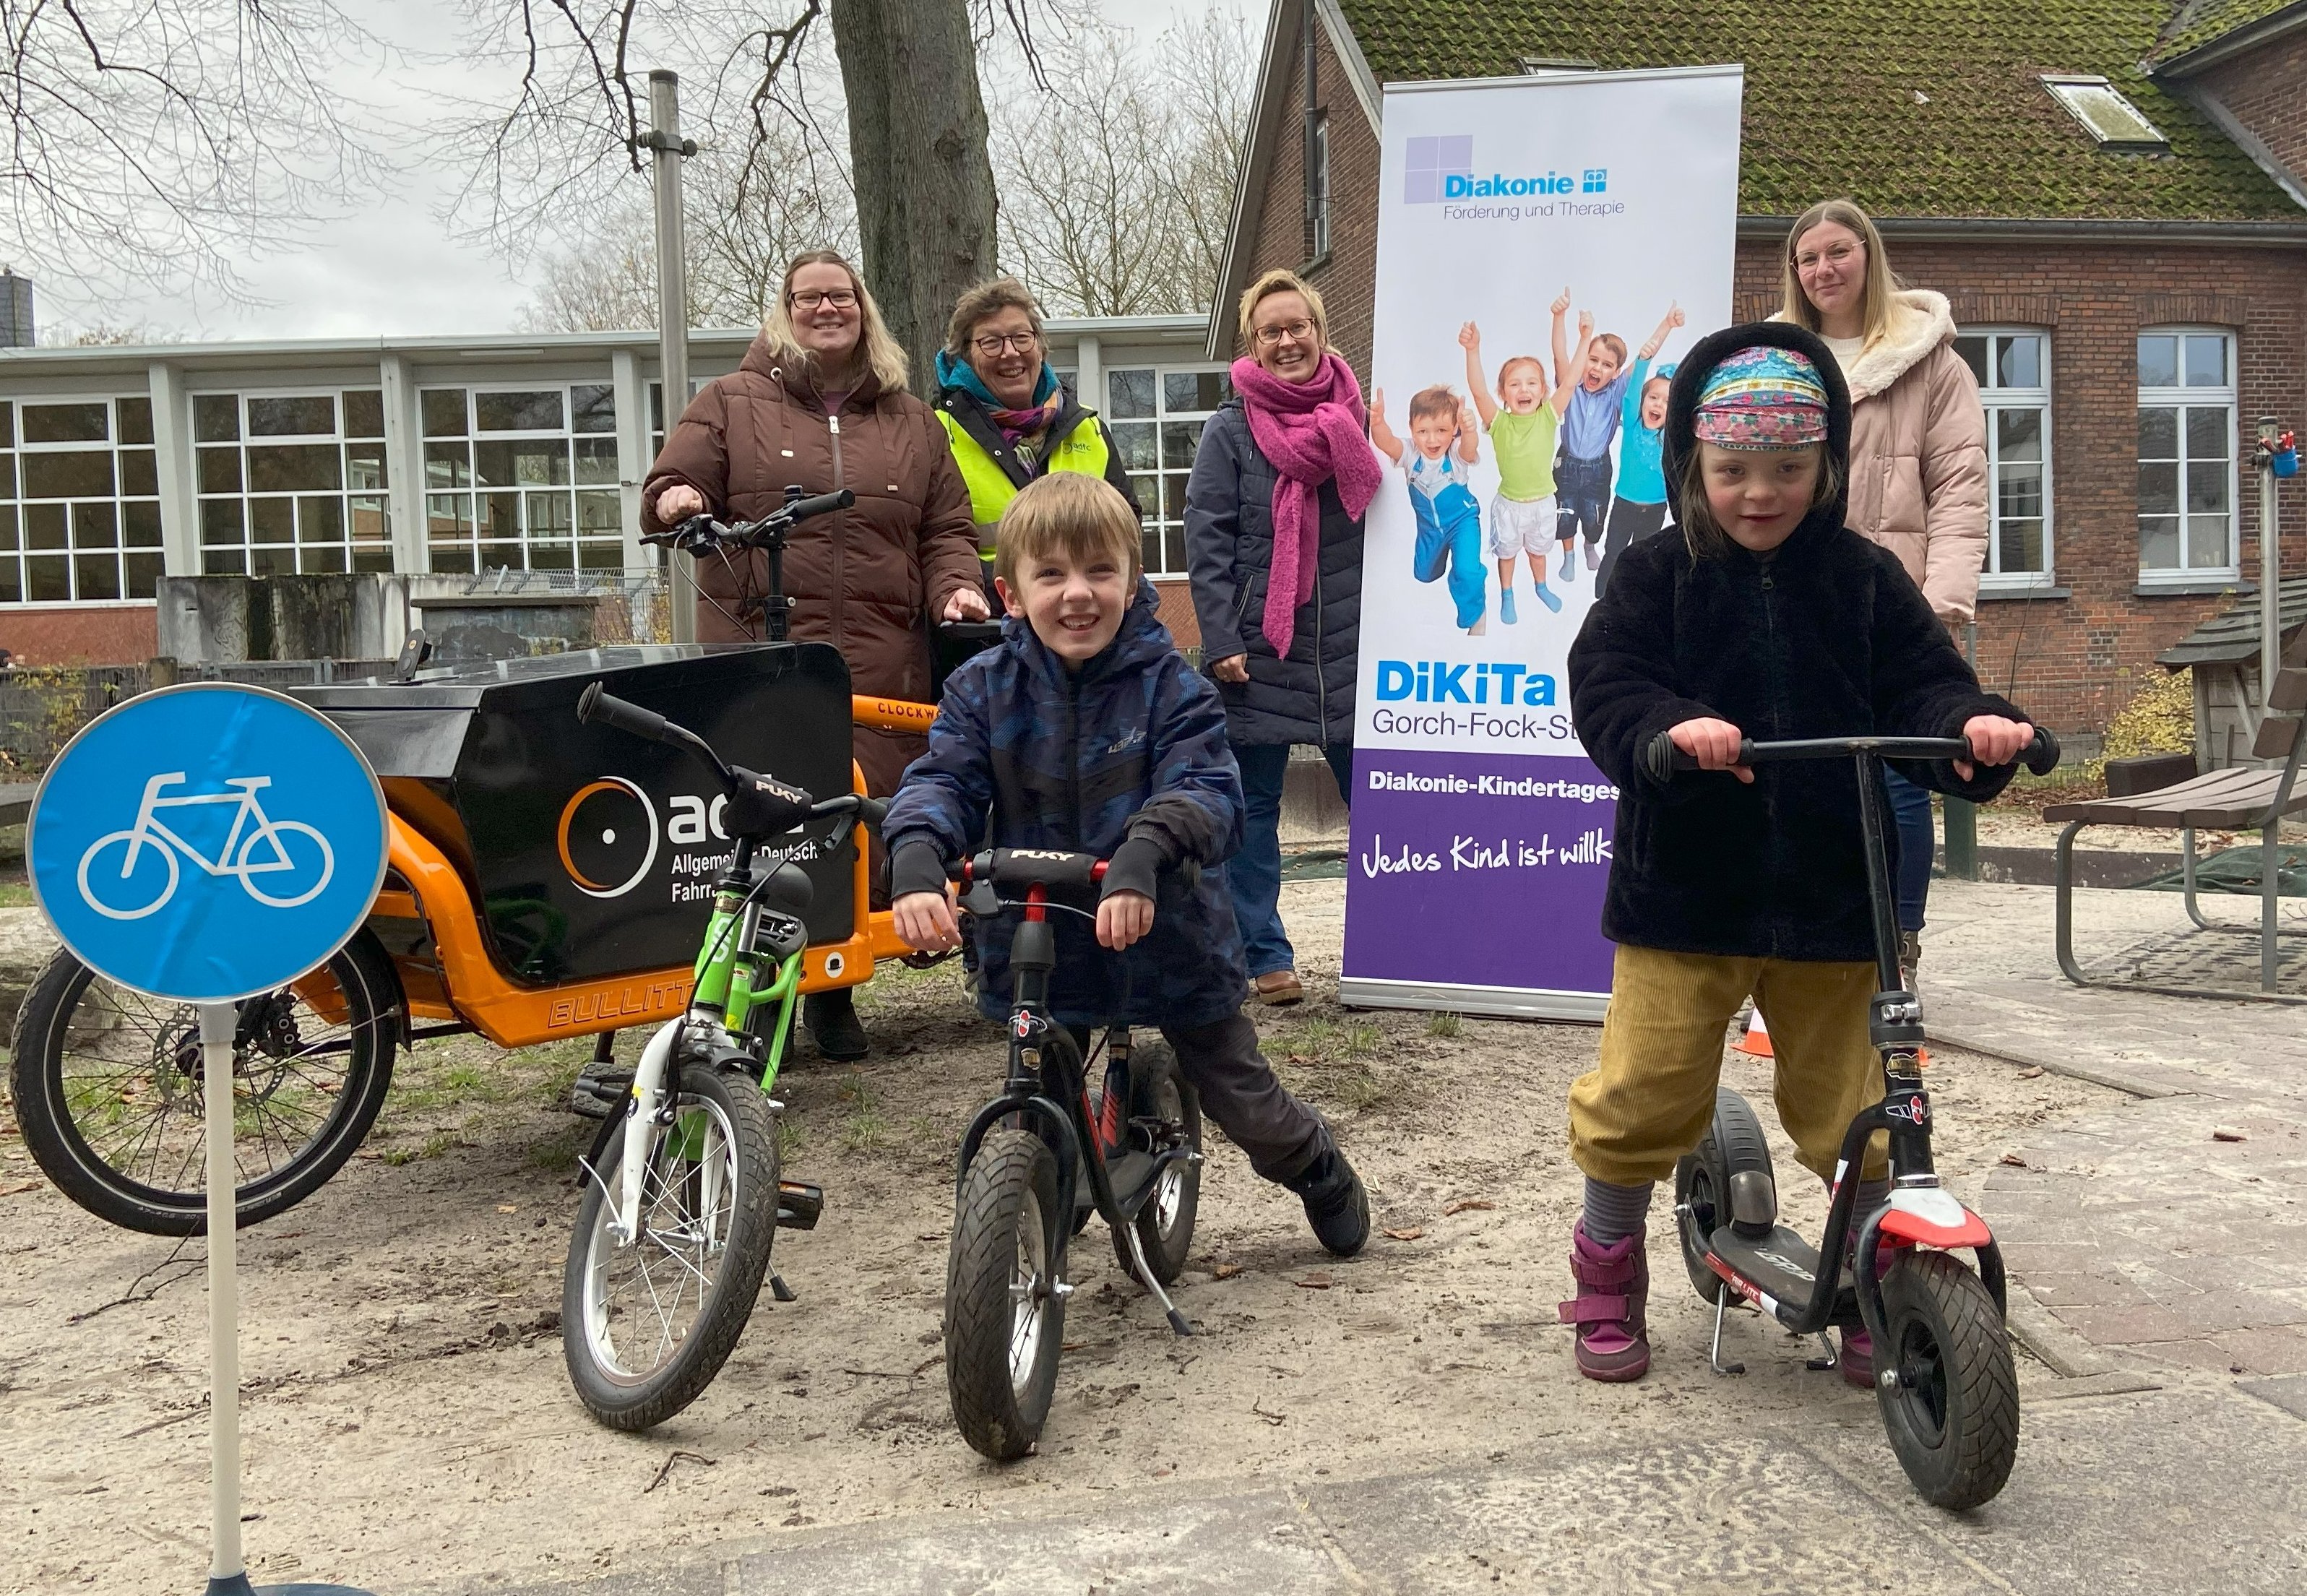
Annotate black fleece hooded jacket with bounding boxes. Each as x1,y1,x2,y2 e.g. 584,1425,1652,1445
1567,321,2031,964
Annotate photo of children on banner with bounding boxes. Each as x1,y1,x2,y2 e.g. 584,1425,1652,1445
1595,360,1678,598
1553,295,1683,582
1370,384,1488,637
1458,311,1578,623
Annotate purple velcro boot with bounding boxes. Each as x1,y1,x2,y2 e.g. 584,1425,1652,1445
1557,1221,1651,1381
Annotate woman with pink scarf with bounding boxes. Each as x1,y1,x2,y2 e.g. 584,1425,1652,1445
1186,269,1382,1005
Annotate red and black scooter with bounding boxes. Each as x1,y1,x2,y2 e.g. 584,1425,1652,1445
1645,725,2060,1511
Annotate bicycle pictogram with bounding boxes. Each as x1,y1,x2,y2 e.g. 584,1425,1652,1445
76,772,335,920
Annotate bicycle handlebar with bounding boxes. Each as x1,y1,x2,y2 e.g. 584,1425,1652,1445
953,848,1111,892
1640,726,2061,786
645,489,856,551
577,681,888,839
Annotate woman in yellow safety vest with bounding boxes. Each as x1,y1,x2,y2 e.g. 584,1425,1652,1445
936,278,1142,602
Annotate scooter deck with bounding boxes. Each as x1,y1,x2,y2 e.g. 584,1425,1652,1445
1706,1225,1859,1327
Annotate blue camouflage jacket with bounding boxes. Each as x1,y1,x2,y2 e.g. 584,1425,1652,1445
884,581,1251,1030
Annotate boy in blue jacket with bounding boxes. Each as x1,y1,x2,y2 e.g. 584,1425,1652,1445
886,473,1369,1255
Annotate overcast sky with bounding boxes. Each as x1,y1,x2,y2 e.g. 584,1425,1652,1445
35,0,1228,345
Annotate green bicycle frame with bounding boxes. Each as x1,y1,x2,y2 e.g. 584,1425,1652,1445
690,876,806,1091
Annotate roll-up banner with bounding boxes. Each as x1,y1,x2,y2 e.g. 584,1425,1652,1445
1341,66,1744,1020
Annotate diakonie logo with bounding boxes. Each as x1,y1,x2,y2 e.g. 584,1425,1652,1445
1403,134,1607,204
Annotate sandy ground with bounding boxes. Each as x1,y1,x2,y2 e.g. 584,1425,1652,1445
0,881,2118,1596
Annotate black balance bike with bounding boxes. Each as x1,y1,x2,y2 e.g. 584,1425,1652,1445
939,848,1204,1461
1644,725,2059,1511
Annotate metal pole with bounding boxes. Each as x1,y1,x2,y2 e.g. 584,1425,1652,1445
202,1001,248,1596
2261,416,2281,716
647,70,697,646
1942,620,1980,881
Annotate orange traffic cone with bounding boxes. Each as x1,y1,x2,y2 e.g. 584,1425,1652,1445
1735,1007,1772,1058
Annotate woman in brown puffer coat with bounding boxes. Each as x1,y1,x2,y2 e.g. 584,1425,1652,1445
644,249,988,1057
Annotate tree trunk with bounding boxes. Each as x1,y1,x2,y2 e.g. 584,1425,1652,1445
831,0,999,395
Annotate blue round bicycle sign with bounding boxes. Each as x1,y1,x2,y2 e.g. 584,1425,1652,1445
28,683,389,1002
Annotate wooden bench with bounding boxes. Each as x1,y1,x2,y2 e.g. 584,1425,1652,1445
2045,627,2307,1001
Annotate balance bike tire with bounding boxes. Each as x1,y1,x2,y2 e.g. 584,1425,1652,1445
946,1128,1064,1461
1113,1043,1201,1288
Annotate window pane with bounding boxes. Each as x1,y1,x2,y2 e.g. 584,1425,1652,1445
200,499,244,545
517,441,569,486
75,553,120,600
1997,337,2041,390
0,557,20,602
2185,405,2228,461
0,454,12,496
119,448,158,496
1165,372,1228,413
249,395,335,437
0,505,14,549
198,447,243,493
1107,368,1155,419
194,394,241,442
2186,460,2228,513
474,440,514,488
342,389,385,438
576,490,621,532
251,498,296,544
204,548,247,576
1142,527,1163,574
26,555,69,600
527,491,574,535
116,397,155,445
571,384,616,433
22,451,113,497
124,501,162,548
1996,407,2042,461
251,545,297,577
2136,462,2178,516
480,491,520,540
1953,336,1988,387
22,402,108,443
246,444,342,493
2184,335,2226,388
298,496,344,543
346,442,387,492
475,390,565,431
1160,420,1202,469
425,442,471,490
579,540,623,571
426,494,472,537
0,403,13,446
72,502,118,548
2138,516,2179,570
301,543,348,574
430,543,474,574
2137,335,2178,387
348,496,389,542
574,436,618,485
1128,473,1159,516
2187,514,2229,567
1998,461,2043,521
352,545,394,573
529,539,574,571
1163,474,1191,520
421,389,468,437
25,504,66,549
124,551,163,597
2138,407,2177,459
1998,518,2045,574
1113,422,1157,471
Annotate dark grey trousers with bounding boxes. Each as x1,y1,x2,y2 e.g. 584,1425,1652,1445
1157,1010,1327,1183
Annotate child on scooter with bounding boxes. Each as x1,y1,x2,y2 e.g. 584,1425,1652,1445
1561,326,2037,1384
884,472,1370,1256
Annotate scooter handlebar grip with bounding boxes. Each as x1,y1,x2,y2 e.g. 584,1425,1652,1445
788,489,854,523
577,683,669,745
2022,725,2061,776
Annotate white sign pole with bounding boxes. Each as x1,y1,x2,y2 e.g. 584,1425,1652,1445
202,1000,247,1592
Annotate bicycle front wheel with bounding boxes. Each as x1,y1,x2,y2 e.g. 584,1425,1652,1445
562,1064,780,1431
945,1128,1066,1461
7,934,398,1234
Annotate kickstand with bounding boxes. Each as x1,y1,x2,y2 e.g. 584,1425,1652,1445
1805,1332,1839,1372
1709,1282,1746,1376
1119,1222,1194,1337
768,1271,797,1303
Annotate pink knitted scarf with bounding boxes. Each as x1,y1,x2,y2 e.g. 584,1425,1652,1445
1229,352,1381,657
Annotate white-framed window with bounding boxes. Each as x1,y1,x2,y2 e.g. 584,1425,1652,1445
1105,366,1232,578
1305,112,1332,262
0,396,164,603
1952,330,2052,588
2136,329,2237,582
194,389,390,577
423,384,621,573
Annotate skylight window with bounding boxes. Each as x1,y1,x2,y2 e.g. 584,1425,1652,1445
2040,74,2169,153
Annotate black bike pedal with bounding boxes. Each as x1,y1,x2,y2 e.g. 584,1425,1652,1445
776,1180,824,1230
568,1069,633,1121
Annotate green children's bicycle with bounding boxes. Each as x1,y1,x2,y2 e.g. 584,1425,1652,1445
558,682,887,1431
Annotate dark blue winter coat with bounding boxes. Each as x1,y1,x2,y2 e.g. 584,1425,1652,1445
1184,400,1363,746
884,581,1251,1030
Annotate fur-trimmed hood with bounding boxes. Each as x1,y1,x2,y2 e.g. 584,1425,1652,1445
1773,288,1958,404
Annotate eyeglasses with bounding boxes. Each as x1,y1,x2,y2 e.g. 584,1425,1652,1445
972,332,1040,356
1794,242,1861,272
1253,319,1316,347
790,288,858,311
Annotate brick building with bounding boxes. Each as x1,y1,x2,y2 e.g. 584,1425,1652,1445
1206,0,2307,736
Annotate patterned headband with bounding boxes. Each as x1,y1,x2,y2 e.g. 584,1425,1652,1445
1693,345,1829,450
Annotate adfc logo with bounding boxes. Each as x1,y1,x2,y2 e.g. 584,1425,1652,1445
556,777,660,899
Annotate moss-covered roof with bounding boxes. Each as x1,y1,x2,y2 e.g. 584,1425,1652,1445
1333,0,2304,221
2151,0,2304,63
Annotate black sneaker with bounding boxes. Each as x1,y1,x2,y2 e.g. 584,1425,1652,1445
803,988,870,1061
1288,1141,1370,1257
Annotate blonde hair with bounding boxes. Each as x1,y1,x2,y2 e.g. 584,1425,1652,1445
1498,353,1547,391
1782,199,1900,348
994,473,1142,592
759,249,911,394
1237,268,1330,355
1674,441,1845,560
945,277,1045,362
